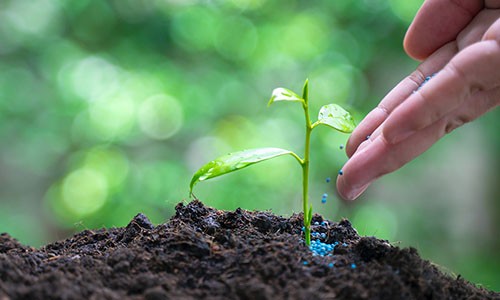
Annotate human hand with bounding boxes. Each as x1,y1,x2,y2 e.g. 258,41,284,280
337,0,500,200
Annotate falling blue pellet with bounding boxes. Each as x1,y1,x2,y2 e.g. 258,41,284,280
321,198,327,204
326,177,331,183
339,144,344,150
303,261,308,265
338,170,343,175
328,262,334,268
351,263,356,269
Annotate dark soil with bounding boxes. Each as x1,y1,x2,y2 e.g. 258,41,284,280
0,200,498,300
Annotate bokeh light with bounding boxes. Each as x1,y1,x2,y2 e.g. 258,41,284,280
138,94,184,140
61,168,109,217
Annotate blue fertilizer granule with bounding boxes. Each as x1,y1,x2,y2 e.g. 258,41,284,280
321,193,328,204
309,240,339,256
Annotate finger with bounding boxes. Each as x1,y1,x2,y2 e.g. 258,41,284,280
483,14,500,40
337,85,500,201
404,0,482,60
384,39,500,144
338,123,444,201
457,9,500,50
345,42,457,158
442,85,500,134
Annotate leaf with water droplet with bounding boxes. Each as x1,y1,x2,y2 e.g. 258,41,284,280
314,104,355,133
189,148,299,195
268,88,304,106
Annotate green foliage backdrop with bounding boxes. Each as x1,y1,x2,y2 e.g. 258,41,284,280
0,0,498,290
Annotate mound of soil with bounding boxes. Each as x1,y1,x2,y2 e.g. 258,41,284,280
0,200,498,299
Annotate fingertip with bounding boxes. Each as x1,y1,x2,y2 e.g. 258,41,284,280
335,173,351,201
403,27,429,61
336,157,373,201
482,18,500,42
402,0,482,61
336,173,370,201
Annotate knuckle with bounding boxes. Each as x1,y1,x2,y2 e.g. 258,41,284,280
407,68,426,90
376,103,390,117
444,115,470,134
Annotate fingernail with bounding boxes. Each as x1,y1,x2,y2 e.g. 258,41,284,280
344,183,371,201
388,130,415,144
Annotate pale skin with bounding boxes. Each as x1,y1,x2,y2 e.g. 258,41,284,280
337,0,500,200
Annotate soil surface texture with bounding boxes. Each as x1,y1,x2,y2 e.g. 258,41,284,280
0,200,498,300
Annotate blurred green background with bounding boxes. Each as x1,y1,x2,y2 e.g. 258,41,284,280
0,0,498,291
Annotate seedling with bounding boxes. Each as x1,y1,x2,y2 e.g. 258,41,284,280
189,79,355,246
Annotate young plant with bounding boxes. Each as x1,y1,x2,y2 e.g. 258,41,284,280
189,79,355,246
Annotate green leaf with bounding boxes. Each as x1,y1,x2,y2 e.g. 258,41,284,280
302,79,309,102
268,88,304,106
189,147,300,194
314,104,356,133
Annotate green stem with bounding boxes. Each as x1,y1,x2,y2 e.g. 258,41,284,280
302,96,313,246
